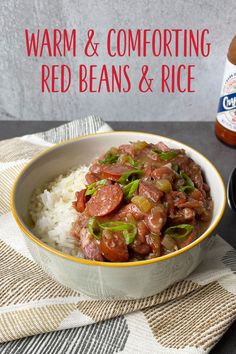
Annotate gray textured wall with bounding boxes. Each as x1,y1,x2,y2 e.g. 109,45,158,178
0,0,235,122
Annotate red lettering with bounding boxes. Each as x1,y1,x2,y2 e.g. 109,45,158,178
51,65,59,92
98,65,110,92
183,29,187,57
53,29,62,57
123,65,131,92
61,65,71,92
201,29,211,57
117,30,126,57
40,29,52,57
187,65,195,92
64,29,77,57
41,65,51,92
111,66,121,92
152,30,162,56
189,30,199,56
89,65,97,92
177,65,186,93
25,29,40,56
161,64,195,93
143,29,151,57
25,29,76,57
128,29,141,56
163,30,172,57
79,65,88,92
107,29,116,57
161,65,171,92
172,29,182,57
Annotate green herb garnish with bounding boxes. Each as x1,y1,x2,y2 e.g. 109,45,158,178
118,169,144,185
178,171,194,194
88,217,102,239
153,149,178,161
172,163,180,173
159,151,178,161
99,153,119,164
85,179,107,196
164,224,193,240
123,179,140,200
99,221,137,244
127,156,139,167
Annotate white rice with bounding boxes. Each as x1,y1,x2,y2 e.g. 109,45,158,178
30,166,89,256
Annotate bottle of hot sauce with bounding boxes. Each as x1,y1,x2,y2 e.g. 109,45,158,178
215,36,236,147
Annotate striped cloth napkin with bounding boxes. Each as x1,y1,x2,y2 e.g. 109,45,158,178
0,116,236,354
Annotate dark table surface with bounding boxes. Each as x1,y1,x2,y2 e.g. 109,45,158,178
0,120,235,354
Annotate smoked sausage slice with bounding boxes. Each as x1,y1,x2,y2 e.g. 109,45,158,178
101,230,129,262
87,184,123,217
101,165,133,181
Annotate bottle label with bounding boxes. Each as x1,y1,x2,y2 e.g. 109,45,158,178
217,59,236,132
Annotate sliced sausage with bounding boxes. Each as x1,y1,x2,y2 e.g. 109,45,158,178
80,227,104,261
87,184,123,217
101,230,129,262
74,189,86,213
139,180,163,203
101,164,133,181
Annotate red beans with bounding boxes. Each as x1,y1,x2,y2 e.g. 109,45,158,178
101,230,129,262
87,184,123,217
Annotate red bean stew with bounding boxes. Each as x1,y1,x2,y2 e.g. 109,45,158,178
71,141,213,262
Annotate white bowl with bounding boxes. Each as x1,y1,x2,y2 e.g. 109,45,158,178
11,132,226,299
